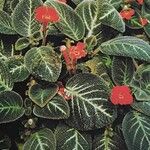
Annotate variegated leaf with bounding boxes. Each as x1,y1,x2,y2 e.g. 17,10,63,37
65,73,117,130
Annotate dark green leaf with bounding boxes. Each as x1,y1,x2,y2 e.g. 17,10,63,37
0,91,25,124
101,36,150,62
33,95,70,119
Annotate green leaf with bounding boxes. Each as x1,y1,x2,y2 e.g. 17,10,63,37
24,46,62,82
0,0,5,10
65,73,117,130
0,60,14,92
55,123,91,150
101,36,150,62
23,128,56,150
12,0,42,37
0,91,25,124
132,101,150,117
45,0,85,41
93,127,126,150
122,111,150,150
7,56,30,82
0,10,16,34
75,1,102,40
15,37,30,51
96,0,125,32
71,0,83,5
108,0,122,9
29,83,58,107
131,64,150,101
112,56,135,85
33,95,70,119
0,133,11,150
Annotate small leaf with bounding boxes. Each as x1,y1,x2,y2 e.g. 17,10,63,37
0,91,25,124
12,0,42,37
23,128,56,150
131,64,150,101
112,56,135,85
15,37,30,51
7,56,30,82
45,0,85,41
122,111,150,150
55,123,91,150
65,73,117,130
33,95,70,119
29,83,58,107
0,10,16,34
24,46,62,82
132,101,150,117
0,60,14,92
97,0,125,32
93,127,126,150
101,36,150,62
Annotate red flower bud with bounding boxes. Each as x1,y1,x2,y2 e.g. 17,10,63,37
137,0,144,5
34,5,60,25
139,18,148,26
110,86,133,105
120,8,135,20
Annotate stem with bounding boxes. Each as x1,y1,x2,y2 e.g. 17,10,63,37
42,23,48,46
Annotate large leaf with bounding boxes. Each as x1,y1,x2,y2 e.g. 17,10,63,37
131,64,150,101
112,56,135,85
0,91,25,124
7,56,30,82
33,95,70,119
132,101,150,117
65,73,117,130
24,46,62,82
96,0,125,32
93,127,126,150
29,83,58,107
12,0,42,37
101,36,150,62
45,0,85,41
0,60,14,92
108,0,122,9
0,0,5,10
23,128,56,150
0,10,16,34
122,111,150,150
75,1,103,41
55,123,91,150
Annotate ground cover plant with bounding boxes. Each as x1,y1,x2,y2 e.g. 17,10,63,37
0,0,150,149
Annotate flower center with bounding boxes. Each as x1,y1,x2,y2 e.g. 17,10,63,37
118,93,124,99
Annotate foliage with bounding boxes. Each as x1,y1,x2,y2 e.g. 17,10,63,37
0,0,150,149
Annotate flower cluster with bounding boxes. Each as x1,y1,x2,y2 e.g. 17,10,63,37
120,8,135,20
110,86,133,105
60,42,87,72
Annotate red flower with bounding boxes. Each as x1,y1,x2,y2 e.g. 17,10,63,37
120,8,135,20
137,0,144,5
110,86,133,105
58,84,71,100
139,18,148,26
34,5,60,25
58,0,67,3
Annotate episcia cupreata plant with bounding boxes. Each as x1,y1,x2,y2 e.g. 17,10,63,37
0,0,150,149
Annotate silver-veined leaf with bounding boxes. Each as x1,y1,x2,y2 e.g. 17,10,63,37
0,91,25,124
132,101,150,117
96,0,125,32
33,95,70,119
0,60,14,92
12,0,42,37
7,56,30,82
65,73,117,130
0,10,16,34
23,128,56,150
112,56,135,85
55,123,91,150
29,83,58,107
108,0,122,9
45,0,85,41
24,46,62,82
131,64,150,101
101,36,150,62
93,127,126,150
122,111,150,150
